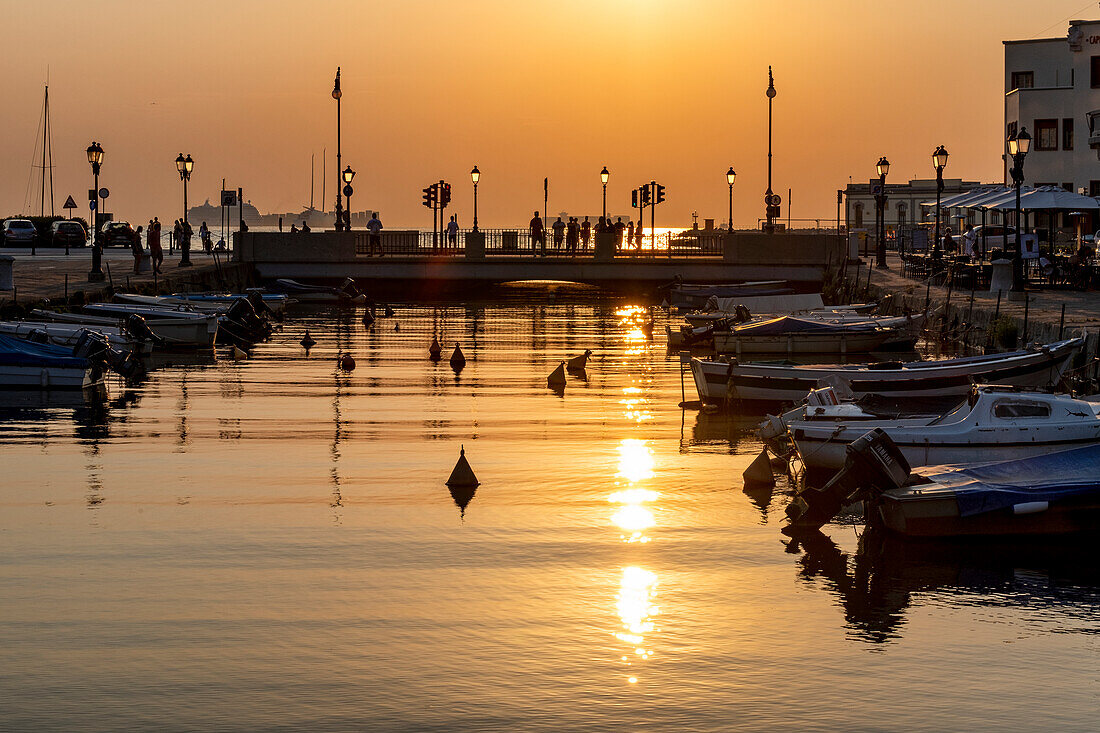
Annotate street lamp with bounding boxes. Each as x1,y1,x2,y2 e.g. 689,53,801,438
932,145,949,254
726,166,736,232
600,166,609,221
875,156,890,268
176,152,194,266
342,165,355,229
332,67,344,231
86,141,105,281
471,165,481,232
1008,127,1031,294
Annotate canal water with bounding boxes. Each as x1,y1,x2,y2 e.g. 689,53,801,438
1,288,1097,731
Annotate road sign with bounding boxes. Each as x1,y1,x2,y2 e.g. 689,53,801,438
342,184,353,197
89,200,97,211
63,195,77,210
221,189,237,207
88,188,97,201
99,187,110,199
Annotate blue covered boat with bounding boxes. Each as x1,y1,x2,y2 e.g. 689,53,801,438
0,334,105,390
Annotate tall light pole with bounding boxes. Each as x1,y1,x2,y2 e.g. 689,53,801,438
1008,127,1031,294
471,165,480,232
600,166,609,221
332,67,344,231
726,166,736,231
875,156,890,268
764,66,777,233
176,153,194,266
932,145,949,254
86,141,104,281
342,165,356,229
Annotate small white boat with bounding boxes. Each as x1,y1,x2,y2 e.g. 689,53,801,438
691,337,1084,405
0,321,155,356
32,309,217,349
789,386,1100,472
0,333,105,390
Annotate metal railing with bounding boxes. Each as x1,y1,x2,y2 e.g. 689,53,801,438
354,228,726,257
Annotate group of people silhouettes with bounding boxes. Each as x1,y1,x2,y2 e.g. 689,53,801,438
528,212,645,255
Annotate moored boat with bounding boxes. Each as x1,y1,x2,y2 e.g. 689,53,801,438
30,310,216,350
0,320,158,356
711,315,917,356
267,277,367,305
0,332,133,389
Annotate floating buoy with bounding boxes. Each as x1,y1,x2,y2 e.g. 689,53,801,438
566,349,592,371
641,319,655,339
743,448,776,488
385,305,395,317
363,309,375,326
339,353,356,371
450,343,466,369
547,361,567,389
300,330,316,351
429,337,442,360
231,345,248,360
394,322,400,332
446,445,480,488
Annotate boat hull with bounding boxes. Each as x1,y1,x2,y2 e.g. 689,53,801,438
877,491,1100,537
713,330,895,356
0,363,101,390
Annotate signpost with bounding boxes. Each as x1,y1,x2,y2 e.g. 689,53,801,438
63,195,77,218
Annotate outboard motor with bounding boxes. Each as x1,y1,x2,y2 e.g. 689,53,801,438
339,277,363,300
224,297,272,342
73,329,144,381
786,428,911,529
733,304,753,323
246,291,275,320
122,314,166,347
25,328,51,344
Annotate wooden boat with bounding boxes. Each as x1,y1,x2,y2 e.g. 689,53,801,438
0,333,105,389
31,309,216,349
711,315,917,356
789,386,1100,472
691,337,1084,405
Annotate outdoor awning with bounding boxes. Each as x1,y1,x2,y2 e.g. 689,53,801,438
922,185,1100,211
919,186,1011,209
1017,185,1100,211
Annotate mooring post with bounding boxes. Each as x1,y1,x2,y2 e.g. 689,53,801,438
1059,303,1066,340
1022,293,1030,346
64,274,68,301
942,272,953,334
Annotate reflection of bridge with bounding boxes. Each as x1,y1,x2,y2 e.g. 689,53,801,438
236,230,845,287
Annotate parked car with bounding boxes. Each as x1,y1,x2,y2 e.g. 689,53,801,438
100,221,135,247
2,218,37,246
951,225,1017,252
51,220,87,248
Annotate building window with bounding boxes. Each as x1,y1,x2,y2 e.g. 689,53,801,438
1092,57,1100,88
1007,121,1018,140
1064,118,1074,150
1034,119,1058,150
1091,181,1100,197
1011,71,1034,90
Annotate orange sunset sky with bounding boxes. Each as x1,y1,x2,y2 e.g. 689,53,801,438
1,0,1095,228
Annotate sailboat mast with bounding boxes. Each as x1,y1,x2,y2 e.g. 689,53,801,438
46,85,53,217
322,148,327,215
310,153,315,210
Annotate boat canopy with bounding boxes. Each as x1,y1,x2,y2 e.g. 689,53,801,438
0,334,85,369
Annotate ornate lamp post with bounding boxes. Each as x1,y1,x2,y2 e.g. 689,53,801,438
932,145,949,253
600,166,609,221
764,66,777,233
332,68,345,231
726,166,736,231
176,153,194,266
86,141,104,281
342,165,356,229
1008,127,1031,294
471,165,481,232
875,156,890,268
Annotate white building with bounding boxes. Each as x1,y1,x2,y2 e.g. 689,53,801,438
1004,19,1100,195
844,177,982,232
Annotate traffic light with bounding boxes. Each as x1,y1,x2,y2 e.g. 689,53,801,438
655,184,666,205
631,189,638,208
422,185,435,208
640,185,651,206
440,183,451,208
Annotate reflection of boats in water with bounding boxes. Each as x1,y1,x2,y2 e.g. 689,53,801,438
785,526,1100,643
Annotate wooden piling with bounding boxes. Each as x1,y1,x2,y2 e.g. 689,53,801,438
1059,303,1066,340
1022,293,1030,345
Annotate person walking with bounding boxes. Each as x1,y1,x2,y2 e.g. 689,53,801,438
181,219,193,266
552,216,565,251
172,219,182,255
367,212,383,256
613,217,626,248
147,219,161,274
447,215,459,250
530,211,546,255
566,217,579,256
635,220,644,248
131,225,145,274
580,216,591,250
626,220,635,250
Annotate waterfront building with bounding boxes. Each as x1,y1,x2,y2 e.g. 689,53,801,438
843,177,987,234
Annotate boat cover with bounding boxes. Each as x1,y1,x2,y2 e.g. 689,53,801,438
0,334,86,369
919,445,1100,517
733,316,879,335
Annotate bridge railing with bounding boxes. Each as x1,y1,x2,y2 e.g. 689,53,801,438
355,228,726,257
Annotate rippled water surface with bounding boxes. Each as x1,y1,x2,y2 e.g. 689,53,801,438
1,291,1097,732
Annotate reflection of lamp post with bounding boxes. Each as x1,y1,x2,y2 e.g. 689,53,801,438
875,156,890,268
932,145,948,254
333,67,344,231
600,166,609,221
726,166,736,231
470,165,480,232
176,152,194,266
86,141,104,281
1008,127,1031,294
342,165,355,229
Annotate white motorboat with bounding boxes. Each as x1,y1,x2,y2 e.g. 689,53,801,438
711,314,920,356
788,386,1100,472
0,321,156,356
32,309,217,349
691,337,1084,405
0,331,138,390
